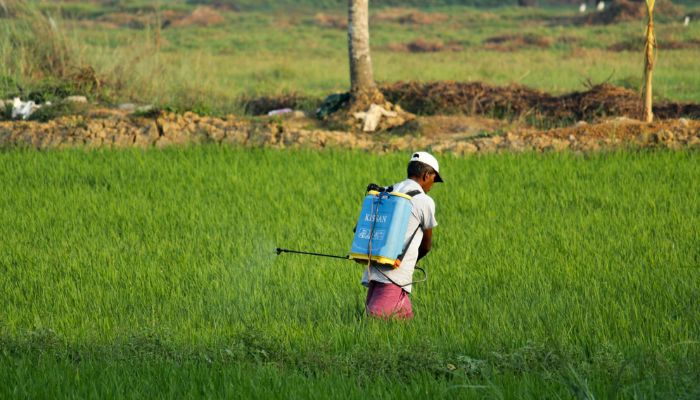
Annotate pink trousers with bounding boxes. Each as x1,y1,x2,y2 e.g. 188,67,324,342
365,281,414,320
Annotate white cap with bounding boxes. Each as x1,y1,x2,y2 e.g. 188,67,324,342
409,151,443,183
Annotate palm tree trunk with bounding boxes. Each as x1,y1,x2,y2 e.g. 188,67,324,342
348,0,383,108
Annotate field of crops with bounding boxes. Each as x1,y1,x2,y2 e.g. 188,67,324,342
1,147,698,398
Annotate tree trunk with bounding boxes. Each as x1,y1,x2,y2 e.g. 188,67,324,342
348,0,383,108
642,0,655,123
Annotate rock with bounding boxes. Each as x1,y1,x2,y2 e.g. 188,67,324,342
636,131,651,145
134,123,159,148
154,136,174,149
64,96,88,104
575,121,588,127
222,128,247,145
383,116,406,128
353,104,398,132
532,136,552,151
688,136,700,148
186,121,196,134
112,133,134,148
292,110,306,119
580,139,600,152
550,138,570,151
455,142,478,155
652,130,673,143
118,103,137,111
679,118,689,127
475,138,497,153
267,108,293,116
136,105,154,114
509,139,527,152
209,127,225,142
665,140,682,150
84,136,103,148
183,111,199,122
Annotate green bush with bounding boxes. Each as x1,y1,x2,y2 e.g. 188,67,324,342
27,101,89,122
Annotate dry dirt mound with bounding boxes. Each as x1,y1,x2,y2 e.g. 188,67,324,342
95,6,223,29
372,8,448,25
386,39,463,53
581,0,684,25
313,13,347,29
168,6,224,28
483,34,553,51
380,81,700,122
608,38,700,52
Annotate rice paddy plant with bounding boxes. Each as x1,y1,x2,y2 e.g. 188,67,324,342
0,147,698,398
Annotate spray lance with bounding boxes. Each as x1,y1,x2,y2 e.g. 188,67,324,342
275,184,428,286
275,248,349,260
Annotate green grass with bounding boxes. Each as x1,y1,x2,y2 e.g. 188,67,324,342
1,147,699,398
2,4,700,115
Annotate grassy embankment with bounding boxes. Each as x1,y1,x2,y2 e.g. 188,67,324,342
1,2,700,116
1,148,698,398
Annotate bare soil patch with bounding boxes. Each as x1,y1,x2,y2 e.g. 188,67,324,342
168,6,224,28
483,34,553,51
608,38,700,52
93,6,223,30
312,13,347,29
386,39,463,53
372,8,449,25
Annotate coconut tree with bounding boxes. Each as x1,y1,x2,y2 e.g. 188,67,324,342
347,0,384,109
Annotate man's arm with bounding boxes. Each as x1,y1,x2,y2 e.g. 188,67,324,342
417,228,432,261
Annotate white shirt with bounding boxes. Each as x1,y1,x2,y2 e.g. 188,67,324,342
361,179,438,293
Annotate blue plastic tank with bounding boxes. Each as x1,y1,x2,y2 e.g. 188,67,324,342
349,190,413,267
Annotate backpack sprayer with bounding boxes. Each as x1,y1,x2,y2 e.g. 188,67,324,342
275,184,427,286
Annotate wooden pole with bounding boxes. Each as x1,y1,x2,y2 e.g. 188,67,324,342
642,0,656,123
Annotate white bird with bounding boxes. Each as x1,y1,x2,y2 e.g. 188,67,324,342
579,3,586,13
596,1,605,11
684,16,690,27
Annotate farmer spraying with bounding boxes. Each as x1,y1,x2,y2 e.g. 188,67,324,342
275,151,442,319
360,152,442,319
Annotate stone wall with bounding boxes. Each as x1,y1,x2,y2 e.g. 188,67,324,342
1,112,699,154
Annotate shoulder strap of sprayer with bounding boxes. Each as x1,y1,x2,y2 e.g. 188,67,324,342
375,189,427,288
395,190,423,265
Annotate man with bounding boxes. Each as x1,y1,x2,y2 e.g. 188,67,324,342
361,151,442,319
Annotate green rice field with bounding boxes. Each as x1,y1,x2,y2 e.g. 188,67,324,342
1,147,699,398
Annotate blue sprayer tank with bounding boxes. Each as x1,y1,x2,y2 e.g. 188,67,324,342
349,189,414,268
